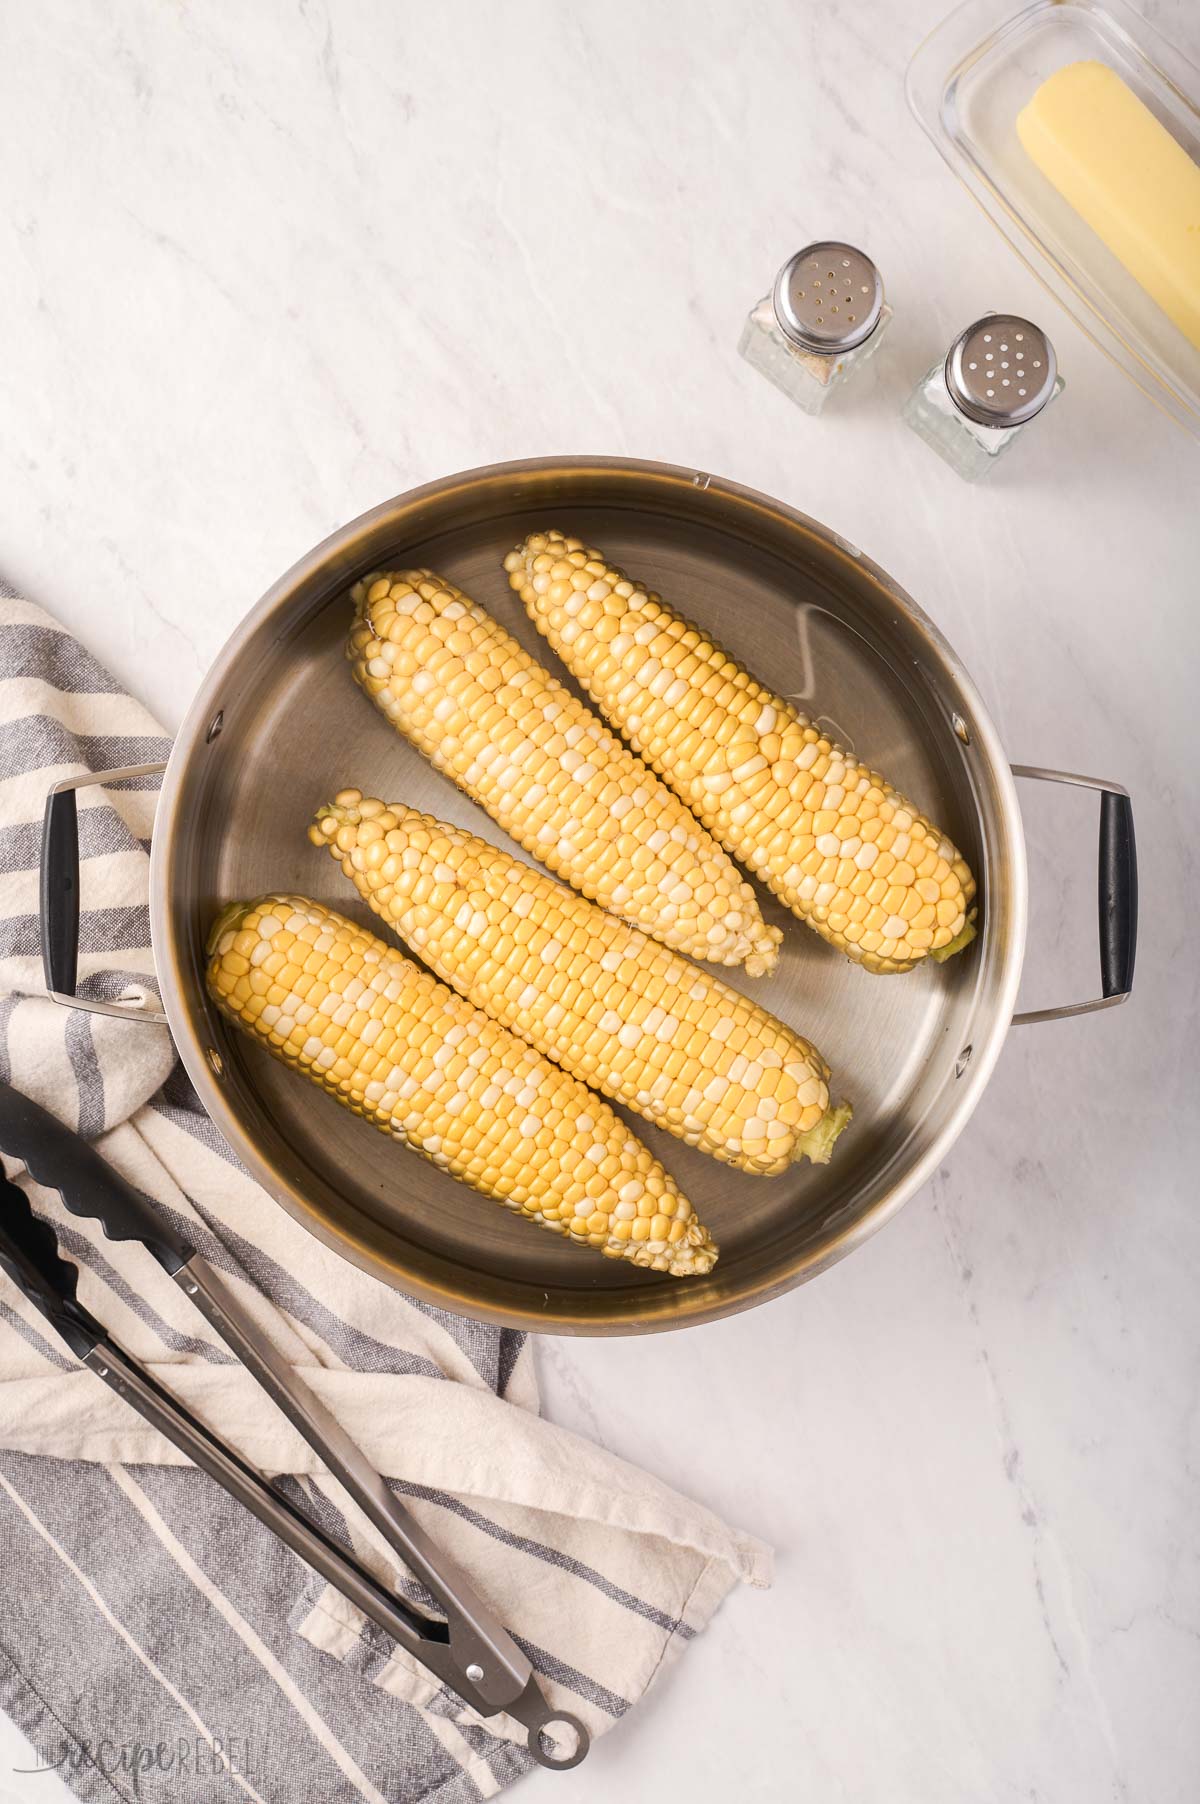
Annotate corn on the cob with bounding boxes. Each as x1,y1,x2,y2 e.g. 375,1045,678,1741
347,569,781,976
505,533,978,976
311,794,851,1176
206,894,716,1276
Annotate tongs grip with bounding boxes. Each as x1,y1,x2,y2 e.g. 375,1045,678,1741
0,1083,187,1273
0,1171,105,1360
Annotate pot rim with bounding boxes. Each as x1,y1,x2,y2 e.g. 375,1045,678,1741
149,455,1028,1331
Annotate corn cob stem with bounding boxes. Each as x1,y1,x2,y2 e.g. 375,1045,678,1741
206,895,716,1276
346,569,781,975
505,533,977,976
311,795,851,1177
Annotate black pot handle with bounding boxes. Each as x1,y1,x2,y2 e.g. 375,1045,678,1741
1011,766,1137,1026
41,763,169,1026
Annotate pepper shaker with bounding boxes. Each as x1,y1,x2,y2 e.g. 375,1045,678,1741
738,242,893,416
902,314,1063,481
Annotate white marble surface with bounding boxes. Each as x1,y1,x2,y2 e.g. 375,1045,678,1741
1,2,1198,1800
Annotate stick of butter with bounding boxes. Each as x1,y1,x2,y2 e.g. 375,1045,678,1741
1017,60,1200,352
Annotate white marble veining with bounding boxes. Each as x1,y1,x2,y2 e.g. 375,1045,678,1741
1,3,1197,1800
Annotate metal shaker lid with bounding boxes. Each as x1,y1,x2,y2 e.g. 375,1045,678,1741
944,315,1058,427
772,243,884,356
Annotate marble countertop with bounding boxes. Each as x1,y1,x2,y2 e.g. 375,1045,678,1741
1,2,1196,1800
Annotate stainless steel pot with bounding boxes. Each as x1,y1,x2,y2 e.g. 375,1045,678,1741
41,458,1137,1333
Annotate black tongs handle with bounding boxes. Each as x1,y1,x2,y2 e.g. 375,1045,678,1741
0,1082,188,1273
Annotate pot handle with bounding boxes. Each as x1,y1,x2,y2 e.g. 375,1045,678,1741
41,763,170,1026
1010,765,1137,1027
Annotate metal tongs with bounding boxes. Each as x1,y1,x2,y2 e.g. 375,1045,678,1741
0,1083,588,1770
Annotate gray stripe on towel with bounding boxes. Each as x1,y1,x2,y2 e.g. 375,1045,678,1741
0,907,152,963
64,1009,105,1139
391,1481,692,1639
0,993,22,1085
127,1191,450,1383
422,1692,533,1792
404,1299,520,1395
0,1298,78,1372
0,807,143,875
495,1330,526,1400
0,624,126,695
0,716,170,781
513,1636,630,1718
148,1091,249,1172
64,971,161,1138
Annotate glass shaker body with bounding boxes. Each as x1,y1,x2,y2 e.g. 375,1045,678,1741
902,315,1063,481
739,242,890,417
739,295,892,416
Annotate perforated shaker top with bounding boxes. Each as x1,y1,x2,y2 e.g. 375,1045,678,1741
944,315,1058,427
772,243,884,356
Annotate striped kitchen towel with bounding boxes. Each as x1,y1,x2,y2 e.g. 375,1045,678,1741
0,590,771,1804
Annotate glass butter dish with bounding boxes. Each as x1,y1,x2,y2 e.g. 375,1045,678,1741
907,0,1200,440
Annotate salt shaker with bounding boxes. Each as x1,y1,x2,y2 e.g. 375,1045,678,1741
902,313,1063,481
738,242,892,416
